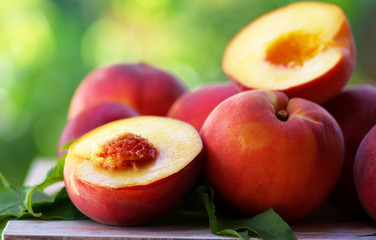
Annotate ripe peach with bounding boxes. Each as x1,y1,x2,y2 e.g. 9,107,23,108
167,82,239,131
322,84,376,216
201,90,344,222
64,116,204,226
354,125,376,220
222,1,356,104
68,63,186,120
57,102,139,158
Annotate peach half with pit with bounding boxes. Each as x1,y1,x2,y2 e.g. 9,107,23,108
64,116,204,226
222,1,356,104
68,63,187,120
201,90,344,222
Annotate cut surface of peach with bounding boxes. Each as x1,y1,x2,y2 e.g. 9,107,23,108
65,116,203,188
223,1,355,101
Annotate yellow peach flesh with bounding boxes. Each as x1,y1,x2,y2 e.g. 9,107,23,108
65,116,202,188
223,2,350,90
266,31,325,67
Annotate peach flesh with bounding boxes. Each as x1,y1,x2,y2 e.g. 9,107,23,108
201,90,344,222
266,31,323,67
222,1,356,104
64,116,204,226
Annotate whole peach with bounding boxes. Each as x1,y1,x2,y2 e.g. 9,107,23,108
354,125,376,220
68,63,186,119
58,102,139,157
167,82,239,131
323,84,376,216
201,90,344,222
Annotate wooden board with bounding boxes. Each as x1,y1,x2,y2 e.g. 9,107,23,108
3,218,376,240
3,159,376,240
3,219,228,240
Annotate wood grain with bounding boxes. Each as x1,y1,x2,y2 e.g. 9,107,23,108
3,218,376,240
3,219,228,240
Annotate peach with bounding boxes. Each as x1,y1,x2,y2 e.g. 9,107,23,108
222,1,356,104
57,102,139,158
201,90,344,222
354,125,376,220
322,84,376,216
64,116,203,226
68,63,186,120
167,82,239,131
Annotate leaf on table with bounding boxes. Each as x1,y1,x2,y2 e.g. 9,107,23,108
196,180,297,240
0,141,86,237
358,233,376,237
0,172,10,188
0,186,24,218
22,152,66,216
31,188,86,220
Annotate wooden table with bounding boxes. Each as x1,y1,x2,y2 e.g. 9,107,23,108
3,159,376,240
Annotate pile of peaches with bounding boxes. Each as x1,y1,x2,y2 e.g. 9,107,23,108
59,2,376,226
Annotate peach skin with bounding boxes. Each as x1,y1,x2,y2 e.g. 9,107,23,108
167,82,239,131
323,84,376,216
68,63,186,120
354,125,376,221
201,90,344,222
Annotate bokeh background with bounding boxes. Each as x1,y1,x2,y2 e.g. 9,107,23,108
1,0,375,186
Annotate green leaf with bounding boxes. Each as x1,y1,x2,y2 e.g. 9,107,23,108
0,172,10,188
359,233,376,237
61,139,75,152
0,140,85,237
30,188,87,220
197,180,297,240
22,153,66,216
0,186,25,219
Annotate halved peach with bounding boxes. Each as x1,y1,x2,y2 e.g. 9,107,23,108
64,116,204,226
222,1,356,104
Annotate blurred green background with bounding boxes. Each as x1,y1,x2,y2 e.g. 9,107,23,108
1,0,375,186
